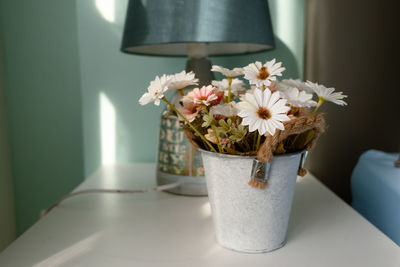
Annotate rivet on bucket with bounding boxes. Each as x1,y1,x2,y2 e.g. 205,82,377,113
250,160,271,189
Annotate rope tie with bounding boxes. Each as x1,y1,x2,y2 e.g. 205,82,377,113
183,114,326,189
249,113,325,188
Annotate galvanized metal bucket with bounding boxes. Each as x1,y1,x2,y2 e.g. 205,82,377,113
200,149,303,253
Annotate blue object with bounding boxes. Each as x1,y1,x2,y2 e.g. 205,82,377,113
351,149,400,245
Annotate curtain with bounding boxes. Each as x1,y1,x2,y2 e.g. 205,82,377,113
305,0,399,202
0,38,16,251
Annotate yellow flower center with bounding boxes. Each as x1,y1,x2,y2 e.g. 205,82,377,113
257,67,270,80
257,107,271,120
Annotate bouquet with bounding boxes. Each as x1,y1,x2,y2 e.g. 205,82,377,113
139,58,347,160
139,59,348,252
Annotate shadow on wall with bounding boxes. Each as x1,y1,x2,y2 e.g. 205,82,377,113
305,0,399,203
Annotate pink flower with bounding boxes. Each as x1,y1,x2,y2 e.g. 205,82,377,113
214,89,224,103
185,85,220,106
205,128,231,146
178,99,201,122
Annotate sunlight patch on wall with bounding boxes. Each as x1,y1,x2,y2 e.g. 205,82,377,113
100,92,116,165
275,0,301,60
95,0,115,23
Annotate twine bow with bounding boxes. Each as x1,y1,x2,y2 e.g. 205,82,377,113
249,113,325,188
183,113,326,189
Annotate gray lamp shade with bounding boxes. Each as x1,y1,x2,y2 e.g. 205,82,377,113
121,0,275,56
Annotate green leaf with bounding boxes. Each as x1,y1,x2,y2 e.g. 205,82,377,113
202,111,215,128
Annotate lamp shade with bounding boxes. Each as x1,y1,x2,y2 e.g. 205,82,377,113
121,0,275,56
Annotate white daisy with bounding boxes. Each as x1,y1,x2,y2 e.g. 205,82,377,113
167,70,199,90
281,87,317,108
210,102,239,117
243,59,286,87
306,81,347,106
139,74,171,106
237,88,290,136
279,79,312,93
238,85,257,102
212,78,245,97
211,65,244,77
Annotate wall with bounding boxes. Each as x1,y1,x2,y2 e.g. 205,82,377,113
0,38,16,251
77,0,306,177
305,0,399,202
0,0,305,237
0,0,84,235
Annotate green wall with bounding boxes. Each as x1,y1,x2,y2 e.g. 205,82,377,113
0,0,84,235
0,38,16,251
0,0,304,237
77,0,305,177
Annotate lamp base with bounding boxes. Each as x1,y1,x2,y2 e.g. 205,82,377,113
155,57,214,196
185,57,214,86
156,171,208,196
156,114,207,196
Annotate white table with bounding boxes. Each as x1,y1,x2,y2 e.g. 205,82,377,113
0,163,399,267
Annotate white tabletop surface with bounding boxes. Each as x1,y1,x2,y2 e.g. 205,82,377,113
0,163,399,267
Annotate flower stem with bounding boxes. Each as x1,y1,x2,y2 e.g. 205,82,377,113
252,131,257,150
212,125,224,153
313,97,325,114
201,105,209,115
227,77,233,102
255,132,261,151
162,97,217,153
289,134,300,150
202,105,223,153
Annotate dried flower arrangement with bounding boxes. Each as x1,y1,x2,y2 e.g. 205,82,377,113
139,59,347,253
140,58,347,157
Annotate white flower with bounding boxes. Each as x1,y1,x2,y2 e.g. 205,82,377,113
211,65,244,77
243,59,285,87
167,70,199,90
211,102,239,117
212,78,245,97
279,79,312,93
238,88,290,136
281,87,317,108
184,85,219,106
306,81,347,106
139,74,171,106
239,85,257,102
